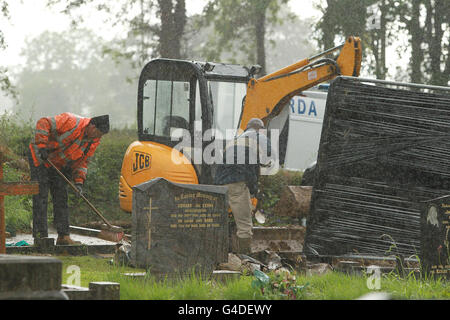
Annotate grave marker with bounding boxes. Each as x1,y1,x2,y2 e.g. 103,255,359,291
131,178,228,278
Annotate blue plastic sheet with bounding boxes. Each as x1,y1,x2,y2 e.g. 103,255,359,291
6,240,30,247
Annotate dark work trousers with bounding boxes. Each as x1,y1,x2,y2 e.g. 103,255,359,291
27,150,71,238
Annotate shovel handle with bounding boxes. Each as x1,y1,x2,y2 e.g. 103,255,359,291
46,159,114,229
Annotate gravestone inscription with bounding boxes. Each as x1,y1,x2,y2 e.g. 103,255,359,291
131,178,228,277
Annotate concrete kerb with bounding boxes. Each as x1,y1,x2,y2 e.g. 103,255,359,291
62,282,120,300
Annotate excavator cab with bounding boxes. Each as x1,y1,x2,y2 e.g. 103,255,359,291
119,59,253,212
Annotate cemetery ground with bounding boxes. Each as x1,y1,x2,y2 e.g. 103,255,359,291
2,141,449,300
54,255,449,300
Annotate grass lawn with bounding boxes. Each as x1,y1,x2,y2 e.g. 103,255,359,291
57,256,450,300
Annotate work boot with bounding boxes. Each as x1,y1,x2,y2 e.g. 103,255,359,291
56,235,82,245
237,237,252,255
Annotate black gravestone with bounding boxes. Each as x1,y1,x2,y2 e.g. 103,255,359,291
421,196,450,279
131,178,228,278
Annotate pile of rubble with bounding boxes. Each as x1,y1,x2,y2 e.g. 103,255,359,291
216,250,333,278
214,250,421,280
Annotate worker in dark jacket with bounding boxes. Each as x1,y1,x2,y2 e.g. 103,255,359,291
214,118,271,254
28,112,109,245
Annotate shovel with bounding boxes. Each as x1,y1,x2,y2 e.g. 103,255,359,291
46,159,124,242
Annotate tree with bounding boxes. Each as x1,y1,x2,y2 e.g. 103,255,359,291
200,0,291,76
47,0,188,65
396,0,425,83
316,0,395,79
0,1,15,98
389,0,449,85
423,0,449,86
12,29,138,127
264,12,317,72
368,0,390,80
185,7,316,73
157,0,186,59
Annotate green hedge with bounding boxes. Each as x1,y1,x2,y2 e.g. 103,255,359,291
0,111,34,157
1,112,35,234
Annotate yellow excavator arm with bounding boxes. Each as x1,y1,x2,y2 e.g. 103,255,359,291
239,36,362,130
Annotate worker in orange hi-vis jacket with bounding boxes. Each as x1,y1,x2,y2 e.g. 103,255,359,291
27,112,110,245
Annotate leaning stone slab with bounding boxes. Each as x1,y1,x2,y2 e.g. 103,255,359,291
0,254,68,300
273,186,312,218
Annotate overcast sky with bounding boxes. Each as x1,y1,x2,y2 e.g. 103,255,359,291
0,0,323,113
0,0,322,67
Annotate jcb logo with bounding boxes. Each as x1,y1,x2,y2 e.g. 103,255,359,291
132,151,152,174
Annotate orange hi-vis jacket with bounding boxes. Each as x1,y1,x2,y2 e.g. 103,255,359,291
29,112,101,185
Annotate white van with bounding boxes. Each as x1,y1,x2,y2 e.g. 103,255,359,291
268,86,327,171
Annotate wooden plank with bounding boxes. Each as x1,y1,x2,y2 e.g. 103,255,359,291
0,182,39,196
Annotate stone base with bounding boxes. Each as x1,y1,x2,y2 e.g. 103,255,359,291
62,282,120,300
0,254,68,300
